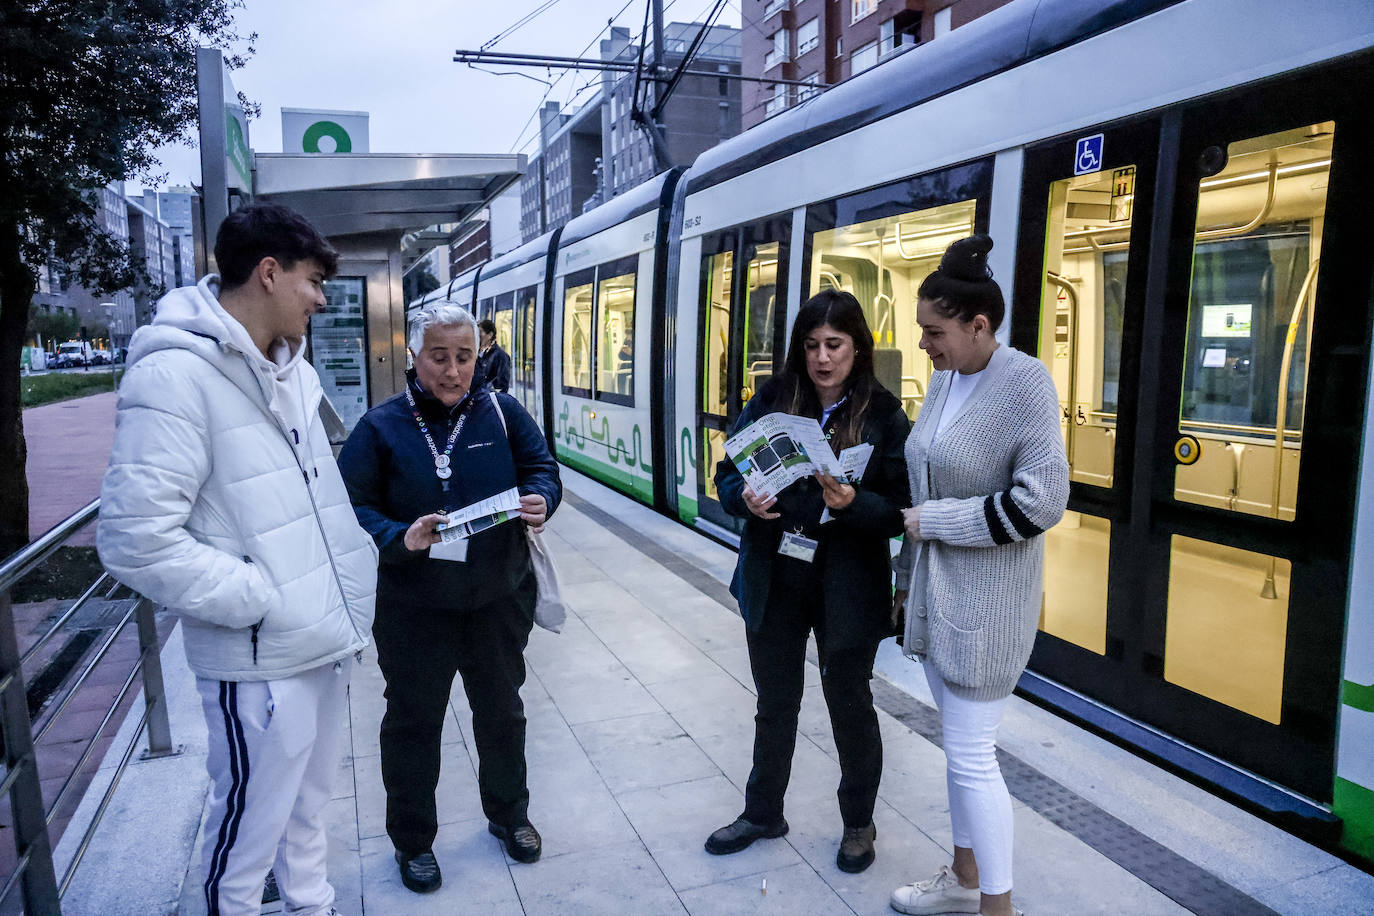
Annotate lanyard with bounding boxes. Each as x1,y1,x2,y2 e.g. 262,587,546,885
404,387,468,481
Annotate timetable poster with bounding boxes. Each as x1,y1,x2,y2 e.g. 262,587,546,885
313,277,369,433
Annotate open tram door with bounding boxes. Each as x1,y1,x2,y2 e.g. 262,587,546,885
1013,62,1374,824
695,216,791,535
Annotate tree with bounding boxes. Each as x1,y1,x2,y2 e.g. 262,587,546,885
26,306,79,349
0,2,254,555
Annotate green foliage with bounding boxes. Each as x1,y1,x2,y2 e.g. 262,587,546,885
26,306,79,345
0,1,256,295
20,369,123,408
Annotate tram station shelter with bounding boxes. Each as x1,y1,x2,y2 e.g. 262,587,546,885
195,48,523,433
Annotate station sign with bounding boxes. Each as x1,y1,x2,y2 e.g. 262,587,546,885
282,108,370,154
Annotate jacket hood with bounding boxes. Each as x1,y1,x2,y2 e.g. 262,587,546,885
126,276,308,381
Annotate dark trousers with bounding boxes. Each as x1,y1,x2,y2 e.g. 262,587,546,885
373,576,536,855
742,559,883,829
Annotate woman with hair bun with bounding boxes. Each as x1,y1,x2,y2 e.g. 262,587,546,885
888,236,1068,916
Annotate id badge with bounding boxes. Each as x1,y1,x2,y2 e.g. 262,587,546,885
778,531,818,563
430,536,468,563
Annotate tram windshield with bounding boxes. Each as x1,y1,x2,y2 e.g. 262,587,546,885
808,199,977,418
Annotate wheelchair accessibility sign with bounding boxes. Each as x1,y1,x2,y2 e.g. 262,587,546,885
1075,133,1104,175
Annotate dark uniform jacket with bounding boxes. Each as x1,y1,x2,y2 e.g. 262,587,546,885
475,343,512,392
714,378,911,657
338,371,561,610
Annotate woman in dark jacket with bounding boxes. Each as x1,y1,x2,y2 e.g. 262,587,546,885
338,303,561,896
704,289,911,874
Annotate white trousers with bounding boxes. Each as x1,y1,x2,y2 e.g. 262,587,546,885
923,659,1015,895
197,657,352,916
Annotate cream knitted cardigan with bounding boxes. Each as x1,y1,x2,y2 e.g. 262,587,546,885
894,345,1069,701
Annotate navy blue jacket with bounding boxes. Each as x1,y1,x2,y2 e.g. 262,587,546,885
714,378,911,656
338,373,561,610
475,344,512,392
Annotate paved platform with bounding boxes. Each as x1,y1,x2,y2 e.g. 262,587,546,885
57,466,1374,915
24,389,118,544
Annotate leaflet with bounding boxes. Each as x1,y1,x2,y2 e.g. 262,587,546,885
723,413,874,499
436,487,522,542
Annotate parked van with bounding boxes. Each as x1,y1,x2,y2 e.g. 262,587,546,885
56,341,93,368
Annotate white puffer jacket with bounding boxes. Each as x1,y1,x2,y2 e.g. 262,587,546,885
97,277,378,682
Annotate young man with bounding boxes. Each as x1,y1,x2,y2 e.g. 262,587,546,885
98,203,378,916
474,318,512,392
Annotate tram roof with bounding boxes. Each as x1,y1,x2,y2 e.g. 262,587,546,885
556,170,679,251
480,231,556,283
685,0,1182,196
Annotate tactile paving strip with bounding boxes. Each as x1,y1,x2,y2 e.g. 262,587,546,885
565,491,1281,916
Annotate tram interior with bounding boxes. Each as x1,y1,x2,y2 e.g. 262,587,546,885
1038,122,1333,725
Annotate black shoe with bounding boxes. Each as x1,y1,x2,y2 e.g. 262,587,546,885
836,822,876,873
394,850,442,894
489,821,542,863
704,816,789,855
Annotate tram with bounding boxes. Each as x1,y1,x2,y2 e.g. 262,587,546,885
412,0,1374,863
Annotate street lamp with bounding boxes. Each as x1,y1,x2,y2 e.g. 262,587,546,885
101,302,123,389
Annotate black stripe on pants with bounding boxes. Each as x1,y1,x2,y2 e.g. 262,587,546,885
206,681,250,915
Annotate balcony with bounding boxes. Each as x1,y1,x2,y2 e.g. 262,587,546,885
763,0,789,18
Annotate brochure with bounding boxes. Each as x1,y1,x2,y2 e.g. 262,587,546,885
724,413,874,499
436,487,522,542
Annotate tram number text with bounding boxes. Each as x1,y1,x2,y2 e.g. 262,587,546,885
683,215,702,231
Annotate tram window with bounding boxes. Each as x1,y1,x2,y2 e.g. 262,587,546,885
809,199,977,419
1164,535,1289,724
1037,167,1137,490
562,269,594,394
495,292,514,354
478,296,494,322
517,284,537,378
1173,122,1334,521
702,249,734,418
595,256,637,404
743,243,780,401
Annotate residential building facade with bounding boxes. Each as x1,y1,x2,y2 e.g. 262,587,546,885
741,0,1014,129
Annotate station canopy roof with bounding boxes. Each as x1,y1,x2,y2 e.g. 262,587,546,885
253,153,525,238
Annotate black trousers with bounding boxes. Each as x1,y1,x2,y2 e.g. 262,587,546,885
373,574,536,855
742,558,883,829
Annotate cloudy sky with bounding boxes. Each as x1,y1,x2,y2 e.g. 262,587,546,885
138,0,745,191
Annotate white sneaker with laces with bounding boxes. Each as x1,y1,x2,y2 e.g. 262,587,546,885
890,864,981,915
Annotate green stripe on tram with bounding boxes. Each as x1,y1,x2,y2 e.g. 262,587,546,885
1343,680,1374,713
1335,778,1374,860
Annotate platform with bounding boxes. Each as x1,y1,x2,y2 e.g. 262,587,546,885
58,468,1374,915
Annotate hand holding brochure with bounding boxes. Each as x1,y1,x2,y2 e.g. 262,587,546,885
436,487,522,542
724,413,874,499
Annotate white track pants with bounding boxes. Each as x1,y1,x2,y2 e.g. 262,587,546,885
197,657,352,916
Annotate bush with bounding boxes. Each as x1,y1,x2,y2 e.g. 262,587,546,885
21,370,122,408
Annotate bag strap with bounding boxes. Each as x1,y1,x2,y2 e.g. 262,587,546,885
489,391,509,438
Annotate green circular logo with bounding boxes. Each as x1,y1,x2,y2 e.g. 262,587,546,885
302,120,352,153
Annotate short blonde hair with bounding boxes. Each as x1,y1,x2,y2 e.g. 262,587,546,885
408,302,478,355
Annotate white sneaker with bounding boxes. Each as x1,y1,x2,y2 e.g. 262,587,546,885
890,865,981,914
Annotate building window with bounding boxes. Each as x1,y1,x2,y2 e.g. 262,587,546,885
852,0,877,24
835,35,843,57
851,39,878,75
765,29,789,68
763,0,789,18
764,82,789,117
798,72,821,102
934,6,952,38
797,18,819,55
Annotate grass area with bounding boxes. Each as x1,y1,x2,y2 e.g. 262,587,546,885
11,546,105,602
21,369,123,408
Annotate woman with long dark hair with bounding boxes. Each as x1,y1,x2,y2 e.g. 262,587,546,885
704,289,911,873
888,236,1068,916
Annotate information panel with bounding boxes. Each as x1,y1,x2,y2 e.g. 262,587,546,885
312,277,370,433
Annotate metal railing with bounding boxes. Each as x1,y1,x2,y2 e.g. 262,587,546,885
0,499,173,914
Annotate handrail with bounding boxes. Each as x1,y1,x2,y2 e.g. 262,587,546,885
1045,272,1081,470
0,500,174,913
0,500,99,595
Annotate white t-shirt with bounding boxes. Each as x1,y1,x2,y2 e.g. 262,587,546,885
936,368,983,436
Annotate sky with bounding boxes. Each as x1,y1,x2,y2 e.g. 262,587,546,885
136,0,746,192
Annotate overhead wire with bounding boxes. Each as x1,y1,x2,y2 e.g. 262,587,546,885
482,0,567,51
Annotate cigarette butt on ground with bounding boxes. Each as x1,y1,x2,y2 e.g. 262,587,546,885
762,877,767,895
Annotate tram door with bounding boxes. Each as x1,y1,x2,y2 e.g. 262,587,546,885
696,218,790,533
1015,68,1371,799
